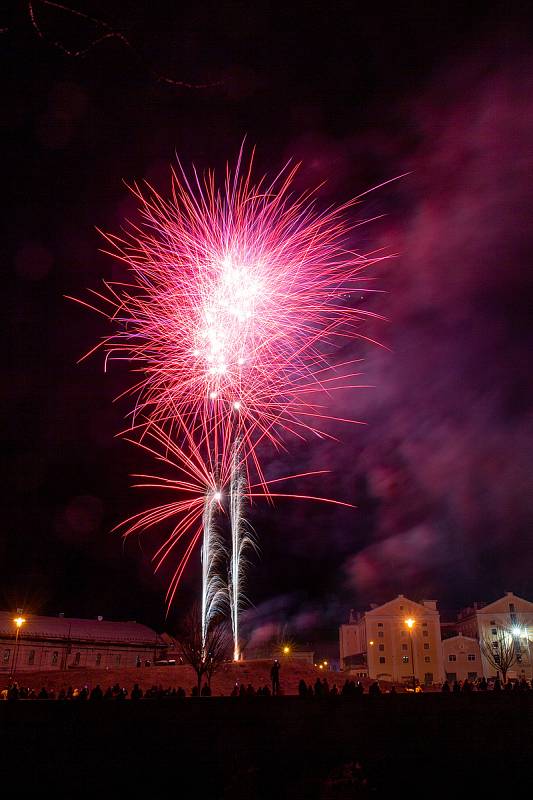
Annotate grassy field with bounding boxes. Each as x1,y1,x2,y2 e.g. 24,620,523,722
4,658,355,694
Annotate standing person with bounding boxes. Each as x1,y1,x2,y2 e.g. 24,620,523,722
271,659,281,696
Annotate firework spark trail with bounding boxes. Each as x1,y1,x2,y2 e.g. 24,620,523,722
229,440,256,660
200,491,227,653
75,146,385,648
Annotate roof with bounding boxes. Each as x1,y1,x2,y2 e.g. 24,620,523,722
0,611,163,646
458,592,533,619
364,595,440,618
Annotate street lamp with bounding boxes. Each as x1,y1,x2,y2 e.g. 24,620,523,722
11,616,26,681
283,646,290,655
405,618,416,691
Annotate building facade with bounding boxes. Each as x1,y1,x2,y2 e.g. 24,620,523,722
455,592,533,680
0,612,166,674
441,634,482,682
340,595,445,685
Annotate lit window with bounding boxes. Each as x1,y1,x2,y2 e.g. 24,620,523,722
424,656,431,663
467,654,476,661
424,643,430,650
448,654,457,662
402,656,409,663
401,644,408,651
28,650,35,665
379,657,386,664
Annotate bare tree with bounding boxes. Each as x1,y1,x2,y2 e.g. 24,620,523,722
177,604,229,693
204,621,229,688
480,625,517,683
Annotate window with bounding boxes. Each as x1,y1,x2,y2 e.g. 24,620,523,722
115,654,121,665
424,643,430,650
379,657,386,664
491,628,497,635
378,631,384,638
422,622,428,627
424,672,433,684
402,656,409,663
467,654,476,661
28,650,35,665
423,630,429,637
400,630,406,637
448,654,457,662
378,644,385,652
3,649,10,664
377,623,383,627
96,653,102,666
490,620,496,625
509,603,515,613
74,652,81,665
401,644,408,651
424,656,431,663
52,652,59,666
446,672,457,682
399,605,404,610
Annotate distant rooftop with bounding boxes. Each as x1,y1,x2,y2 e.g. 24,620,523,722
0,611,162,646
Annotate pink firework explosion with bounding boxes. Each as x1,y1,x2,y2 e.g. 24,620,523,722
74,146,386,485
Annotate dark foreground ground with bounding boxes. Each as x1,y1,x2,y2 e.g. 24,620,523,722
1,694,532,798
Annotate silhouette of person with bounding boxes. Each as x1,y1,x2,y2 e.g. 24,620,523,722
271,659,281,695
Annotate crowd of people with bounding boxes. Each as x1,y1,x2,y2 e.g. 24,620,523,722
2,664,532,701
442,675,532,693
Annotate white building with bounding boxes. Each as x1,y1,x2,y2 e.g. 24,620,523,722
0,611,165,673
441,634,481,682
455,592,533,680
340,595,445,685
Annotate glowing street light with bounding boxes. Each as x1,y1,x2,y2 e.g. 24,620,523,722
283,646,290,655
404,618,416,691
11,616,26,681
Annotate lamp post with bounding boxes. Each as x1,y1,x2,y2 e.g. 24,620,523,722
405,618,416,691
10,616,26,681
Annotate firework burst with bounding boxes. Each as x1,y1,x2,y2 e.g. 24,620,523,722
74,145,385,654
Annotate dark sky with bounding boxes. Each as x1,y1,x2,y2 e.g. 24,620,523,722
2,1,533,642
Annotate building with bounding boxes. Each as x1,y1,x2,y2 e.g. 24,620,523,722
441,634,482,682
455,592,533,680
0,611,166,674
340,595,445,685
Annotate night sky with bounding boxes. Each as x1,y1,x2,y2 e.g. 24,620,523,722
2,1,533,643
